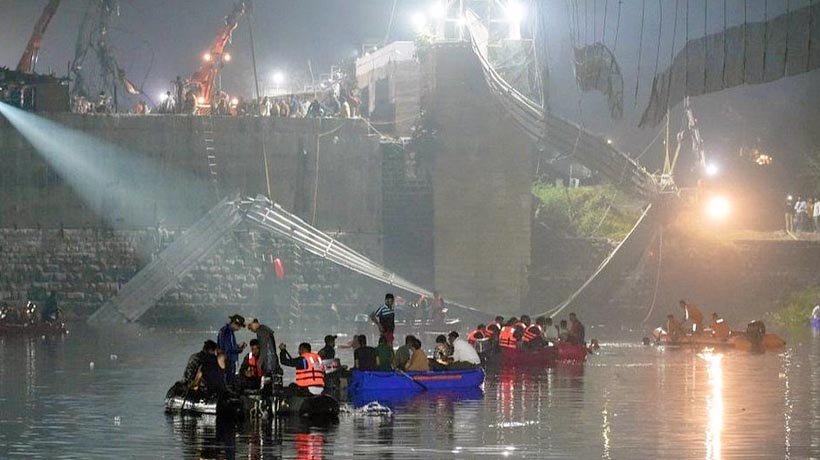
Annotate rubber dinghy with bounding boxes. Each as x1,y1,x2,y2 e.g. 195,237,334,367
0,322,68,336
490,343,588,367
348,368,485,393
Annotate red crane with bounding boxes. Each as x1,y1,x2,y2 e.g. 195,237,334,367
189,1,247,114
17,0,62,73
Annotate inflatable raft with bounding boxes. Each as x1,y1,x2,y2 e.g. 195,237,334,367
0,321,68,336
490,343,588,367
165,385,339,419
348,368,485,393
652,320,786,352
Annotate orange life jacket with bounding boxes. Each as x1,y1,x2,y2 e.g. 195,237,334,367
711,318,731,340
295,352,325,387
513,321,526,331
522,324,543,343
467,329,485,345
498,326,518,349
247,352,263,377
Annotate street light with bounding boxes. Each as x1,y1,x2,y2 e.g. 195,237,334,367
705,163,719,177
223,53,232,62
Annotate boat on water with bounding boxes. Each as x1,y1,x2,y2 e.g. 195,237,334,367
165,385,339,419
0,321,68,336
652,320,785,352
348,368,485,394
486,343,588,367
349,386,485,409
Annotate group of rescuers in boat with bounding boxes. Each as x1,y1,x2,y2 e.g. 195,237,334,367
657,300,732,342
174,293,598,403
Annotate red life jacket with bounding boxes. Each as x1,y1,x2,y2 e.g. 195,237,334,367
295,352,325,387
485,321,500,335
513,321,526,332
498,326,518,349
467,329,485,345
522,324,543,343
247,353,263,377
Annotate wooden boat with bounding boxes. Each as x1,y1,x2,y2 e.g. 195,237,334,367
0,321,68,336
489,343,588,367
348,368,485,393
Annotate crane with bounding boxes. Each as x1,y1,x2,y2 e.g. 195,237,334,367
16,0,62,73
189,1,247,115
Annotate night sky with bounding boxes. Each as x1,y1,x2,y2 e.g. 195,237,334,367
3,0,820,223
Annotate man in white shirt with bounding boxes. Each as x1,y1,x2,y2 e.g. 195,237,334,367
542,317,559,344
447,331,481,369
812,198,820,232
795,197,809,231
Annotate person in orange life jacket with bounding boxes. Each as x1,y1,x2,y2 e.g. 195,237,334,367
279,342,325,396
467,324,486,345
485,316,504,337
498,318,520,350
710,313,731,340
522,317,547,348
238,339,263,390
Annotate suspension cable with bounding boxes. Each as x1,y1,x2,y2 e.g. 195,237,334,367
634,0,646,106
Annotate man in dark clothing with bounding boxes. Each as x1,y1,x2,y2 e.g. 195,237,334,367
353,335,378,371
318,335,336,360
174,76,184,114
42,291,59,322
247,319,282,384
198,352,227,399
393,335,415,370
217,314,246,384
183,340,218,387
568,312,586,344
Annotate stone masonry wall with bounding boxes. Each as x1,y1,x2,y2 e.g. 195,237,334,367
0,228,380,323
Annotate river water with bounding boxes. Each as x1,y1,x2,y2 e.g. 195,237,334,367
1,324,819,459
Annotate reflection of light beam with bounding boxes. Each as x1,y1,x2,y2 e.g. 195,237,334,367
0,102,209,241
702,352,723,460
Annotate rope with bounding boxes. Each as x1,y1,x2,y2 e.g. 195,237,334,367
641,228,663,324
383,0,398,44
634,0,646,106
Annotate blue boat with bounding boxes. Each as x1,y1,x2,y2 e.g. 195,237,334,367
349,368,485,393
350,387,485,409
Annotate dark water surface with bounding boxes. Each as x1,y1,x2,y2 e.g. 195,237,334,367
1,325,819,459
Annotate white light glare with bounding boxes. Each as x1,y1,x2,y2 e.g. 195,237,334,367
506,1,526,23
705,196,731,221
411,12,428,31
272,72,286,85
705,163,719,177
159,93,168,102
430,2,446,19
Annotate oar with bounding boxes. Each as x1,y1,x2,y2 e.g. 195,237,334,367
396,369,428,392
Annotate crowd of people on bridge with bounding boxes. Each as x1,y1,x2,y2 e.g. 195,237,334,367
784,194,820,233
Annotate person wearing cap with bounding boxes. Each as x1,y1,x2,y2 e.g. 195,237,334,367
447,331,481,369
217,314,247,384
247,319,282,385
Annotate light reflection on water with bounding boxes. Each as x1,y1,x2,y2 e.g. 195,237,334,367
0,325,819,459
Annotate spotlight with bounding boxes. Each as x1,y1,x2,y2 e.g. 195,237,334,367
223,53,231,62
705,196,731,221
159,93,168,102
705,163,719,177
203,52,212,62
272,72,286,85
230,97,239,106
196,96,206,105
429,2,446,19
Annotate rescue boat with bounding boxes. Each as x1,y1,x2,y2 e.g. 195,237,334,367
652,320,786,352
488,343,588,367
0,321,68,336
348,368,485,394
164,385,339,419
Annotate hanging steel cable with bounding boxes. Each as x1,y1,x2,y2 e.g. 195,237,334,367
722,0,728,85
612,0,622,52
602,0,610,44
634,0,646,106
743,0,748,81
783,0,790,76
703,0,708,91
763,0,769,79
652,0,664,91
665,0,680,112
